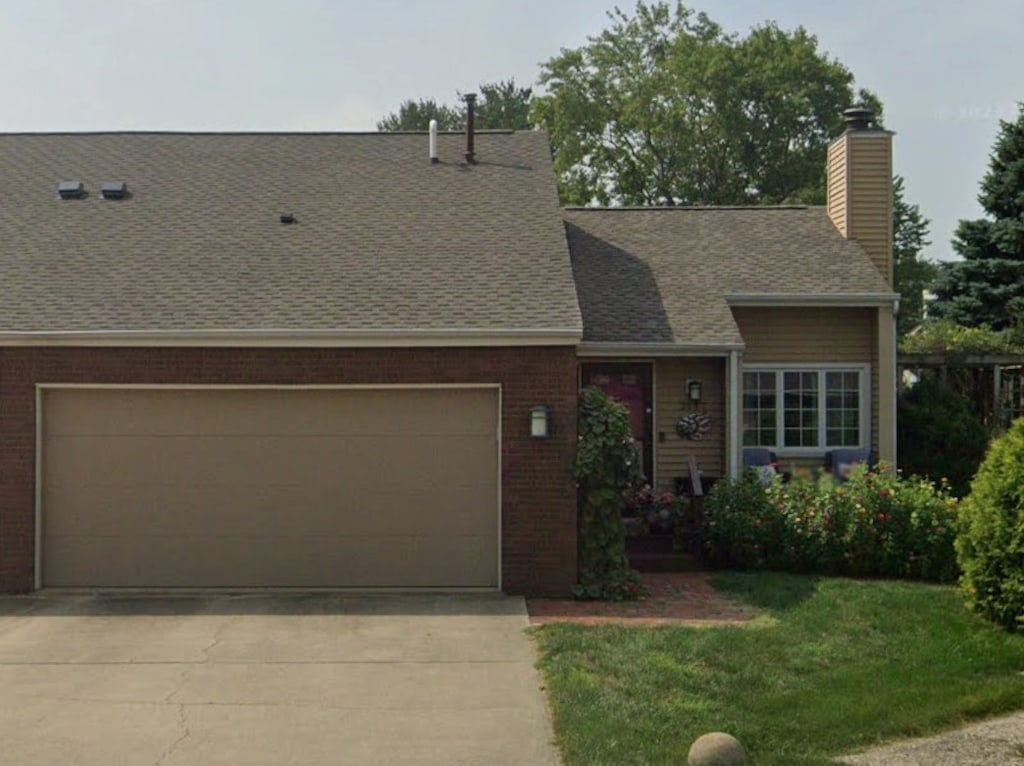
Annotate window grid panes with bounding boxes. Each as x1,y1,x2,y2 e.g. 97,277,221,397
783,371,819,447
825,371,860,446
741,369,863,450
742,371,776,446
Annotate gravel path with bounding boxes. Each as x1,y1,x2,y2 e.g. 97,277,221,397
836,712,1024,765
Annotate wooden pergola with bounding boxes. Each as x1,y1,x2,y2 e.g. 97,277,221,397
898,353,1024,432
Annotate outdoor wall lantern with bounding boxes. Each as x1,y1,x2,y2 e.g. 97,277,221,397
530,405,552,439
687,379,703,403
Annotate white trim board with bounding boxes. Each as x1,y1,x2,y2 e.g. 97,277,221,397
2,328,582,348
727,293,898,308
33,387,43,591
740,362,873,370
728,351,741,479
38,382,501,391
650,361,658,488
577,342,741,357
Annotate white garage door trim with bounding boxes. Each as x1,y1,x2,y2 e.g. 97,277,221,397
34,383,503,591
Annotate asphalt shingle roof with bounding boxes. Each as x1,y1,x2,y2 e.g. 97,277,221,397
0,131,582,338
564,207,895,347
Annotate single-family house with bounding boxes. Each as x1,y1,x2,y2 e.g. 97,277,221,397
0,108,896,596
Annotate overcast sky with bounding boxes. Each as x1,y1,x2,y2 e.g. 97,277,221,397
2,0,1020,262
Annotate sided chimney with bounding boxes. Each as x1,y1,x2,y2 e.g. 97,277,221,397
827,107,894,285
464,93,477,164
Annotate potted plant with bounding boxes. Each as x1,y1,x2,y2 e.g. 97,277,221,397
622,486,686,535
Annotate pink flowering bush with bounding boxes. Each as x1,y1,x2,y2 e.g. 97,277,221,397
700,466,959,582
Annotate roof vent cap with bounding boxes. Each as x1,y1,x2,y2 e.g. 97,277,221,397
429,119,439,164
57,180,85,199
280,213,297,225
463,92,477,164
101,181,128,200
843,106,875,131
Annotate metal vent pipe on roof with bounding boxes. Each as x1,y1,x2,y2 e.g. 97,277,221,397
464,93,477,164
843,106,875,131
429,119,439,164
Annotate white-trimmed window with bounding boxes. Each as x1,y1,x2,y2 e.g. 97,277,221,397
742,366,869,453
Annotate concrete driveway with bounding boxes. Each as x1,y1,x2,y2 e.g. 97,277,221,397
0,592,560,765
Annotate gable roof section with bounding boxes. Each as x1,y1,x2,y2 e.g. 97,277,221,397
565,206,896,350
0,131,582,345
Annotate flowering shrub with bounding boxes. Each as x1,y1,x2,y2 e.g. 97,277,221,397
700,466,959,582
623,485,687,533
698,475,778,569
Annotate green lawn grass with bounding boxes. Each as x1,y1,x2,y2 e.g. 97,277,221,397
532,574,1024,766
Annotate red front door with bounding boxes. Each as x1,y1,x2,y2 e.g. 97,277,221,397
581,363,654,482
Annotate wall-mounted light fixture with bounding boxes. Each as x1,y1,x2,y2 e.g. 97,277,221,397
687,379,703,403
530,405,552,439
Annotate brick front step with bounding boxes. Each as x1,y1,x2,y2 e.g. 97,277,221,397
626,535,702,572
629,552,703,572
527,572,753,626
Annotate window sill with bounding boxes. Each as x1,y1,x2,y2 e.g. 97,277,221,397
769,448,866,460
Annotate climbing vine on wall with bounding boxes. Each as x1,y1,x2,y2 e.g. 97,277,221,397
573,386,646,600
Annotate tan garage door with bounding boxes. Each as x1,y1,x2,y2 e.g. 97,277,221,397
41,387,499,588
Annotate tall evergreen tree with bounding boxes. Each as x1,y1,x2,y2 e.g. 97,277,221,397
892,175,935,335
930,104,1024,330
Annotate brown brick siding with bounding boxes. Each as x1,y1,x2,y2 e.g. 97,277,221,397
0,346,579,596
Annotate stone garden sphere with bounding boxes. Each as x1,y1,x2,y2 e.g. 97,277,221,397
687,732,747,766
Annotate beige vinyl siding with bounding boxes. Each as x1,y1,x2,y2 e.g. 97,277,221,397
826,132,893,285
733,307,878,465
654,358,725,493
734,307,875,364
827,140,849,236
876,305,897,463
847,136,893,284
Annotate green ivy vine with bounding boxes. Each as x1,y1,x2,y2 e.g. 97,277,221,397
572,386,646,600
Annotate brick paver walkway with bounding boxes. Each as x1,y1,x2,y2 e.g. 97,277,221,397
527,572,753,626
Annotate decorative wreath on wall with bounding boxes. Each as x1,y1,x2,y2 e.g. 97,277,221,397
676,412,712,441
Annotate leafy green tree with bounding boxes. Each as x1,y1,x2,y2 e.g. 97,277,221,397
900,320,1020,355
930,104,1024,330
377,79,533,132
376,99,461,132
893,175,936,335
472,80,534,130
531,2,881,206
